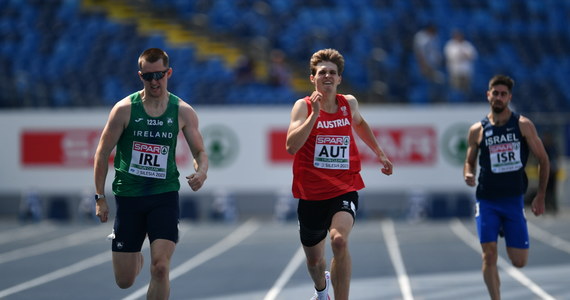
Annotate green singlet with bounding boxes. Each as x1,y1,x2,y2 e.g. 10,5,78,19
112,92,181,196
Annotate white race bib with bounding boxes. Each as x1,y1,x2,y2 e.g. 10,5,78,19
314,135,350,169
489,142,523,173
129,141,169,179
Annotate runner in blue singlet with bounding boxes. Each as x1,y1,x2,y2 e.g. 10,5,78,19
463,75,550,300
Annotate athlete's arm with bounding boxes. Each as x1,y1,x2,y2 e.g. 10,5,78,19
179,101,208,192
464,122,481,187
520,116,549,216
93,98,130,222
286,92,321,155
347,95,393,175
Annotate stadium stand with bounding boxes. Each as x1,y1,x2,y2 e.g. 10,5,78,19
1,0,570,111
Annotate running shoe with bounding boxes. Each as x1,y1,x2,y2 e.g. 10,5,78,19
310,271,331,300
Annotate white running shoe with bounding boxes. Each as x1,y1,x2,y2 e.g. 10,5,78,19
310,271,331,300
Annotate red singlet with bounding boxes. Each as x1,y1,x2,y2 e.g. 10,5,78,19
292,94,364,200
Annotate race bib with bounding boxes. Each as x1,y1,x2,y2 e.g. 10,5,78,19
129,141,169,179
489,142,523,173
314,135,350,169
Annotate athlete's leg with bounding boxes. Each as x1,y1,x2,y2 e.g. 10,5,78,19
329,211,354,300
113,251,144,289
303,239,328,291
502,196,529,268
147,239,176,300
506,247,528,268
481,242,500,300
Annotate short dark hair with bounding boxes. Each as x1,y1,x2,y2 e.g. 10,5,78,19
138,48,169,70
310,48,344,76
488,75,514,92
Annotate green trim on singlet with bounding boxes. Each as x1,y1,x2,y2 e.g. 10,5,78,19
112,92,181,196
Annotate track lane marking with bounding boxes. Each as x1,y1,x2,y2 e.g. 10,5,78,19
263,246,305,300
450,219,555,300
123,219,260,300
381,219,414,300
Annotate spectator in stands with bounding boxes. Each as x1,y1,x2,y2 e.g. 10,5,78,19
286,48,393,300
444,29,478,94
463,75,549,300
94,48,208,300
413,23,445,102
267,49,292,87
234,54,257,85
413,23,444,85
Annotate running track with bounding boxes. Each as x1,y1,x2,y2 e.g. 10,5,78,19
0,212,569,299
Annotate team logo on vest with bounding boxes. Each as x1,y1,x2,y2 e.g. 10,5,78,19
202,124,239,168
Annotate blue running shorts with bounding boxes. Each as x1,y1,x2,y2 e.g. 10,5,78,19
475,194,529,249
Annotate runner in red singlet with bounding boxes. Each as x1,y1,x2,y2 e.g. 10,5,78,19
286,48,393,300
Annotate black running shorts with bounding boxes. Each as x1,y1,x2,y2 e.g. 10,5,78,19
112,191,179,252
297,191,359,247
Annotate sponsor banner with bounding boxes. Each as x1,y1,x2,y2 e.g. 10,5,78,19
1,106,489,193
21,130,101,167
269,126,437,165
21,130,189,167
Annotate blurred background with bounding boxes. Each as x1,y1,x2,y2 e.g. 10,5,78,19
0,0,568,223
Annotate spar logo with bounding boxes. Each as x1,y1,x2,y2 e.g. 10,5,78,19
316,136,349,145
133,142,168,155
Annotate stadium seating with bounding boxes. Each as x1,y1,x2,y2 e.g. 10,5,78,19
1,0,569,111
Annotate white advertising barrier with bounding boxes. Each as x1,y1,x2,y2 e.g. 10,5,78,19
0,105,488,194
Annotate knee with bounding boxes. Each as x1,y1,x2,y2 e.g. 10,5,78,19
305,255,323,268
330,233,348,254
481,250,498,266
511,258,527,268
150,260,170,281
116,277,135,289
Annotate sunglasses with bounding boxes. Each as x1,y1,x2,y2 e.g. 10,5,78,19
140,69,169,81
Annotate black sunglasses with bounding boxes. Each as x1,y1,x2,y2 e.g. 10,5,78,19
140,69,169,81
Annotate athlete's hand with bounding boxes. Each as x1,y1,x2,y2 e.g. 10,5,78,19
186,171,207,191
96,199,109,223
309,91,322,112
464,172,476,187
531,193,546,216
380,154,393,175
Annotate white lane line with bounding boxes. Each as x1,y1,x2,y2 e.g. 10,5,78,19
0,225,110,264
527,221,570,254
450,219,556,300
0,223,197,297
263,246,305,300
0,251,111,298
122,219,261,300
0,223,57,246
381,219,414,300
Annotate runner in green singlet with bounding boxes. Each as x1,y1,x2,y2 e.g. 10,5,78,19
94,48,208,299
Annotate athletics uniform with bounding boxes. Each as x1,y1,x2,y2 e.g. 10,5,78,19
476,112,530,248
111,92,181,252
293,95,362,246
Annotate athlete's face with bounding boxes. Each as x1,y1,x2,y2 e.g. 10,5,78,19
310,62,341,93
487,84,511,114
139,60,171,98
